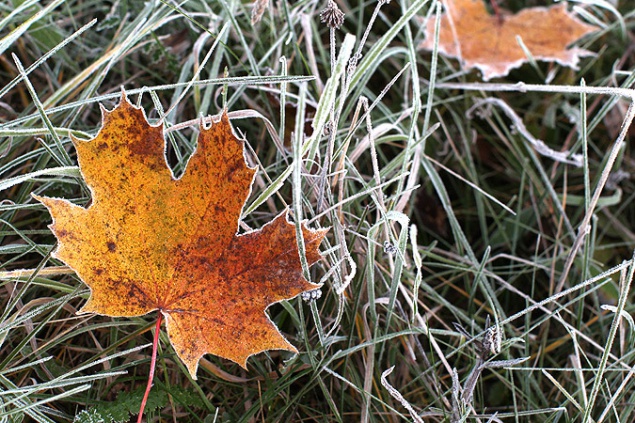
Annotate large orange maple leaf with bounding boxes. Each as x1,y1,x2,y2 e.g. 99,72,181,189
34,93,326,378
419,0,597,80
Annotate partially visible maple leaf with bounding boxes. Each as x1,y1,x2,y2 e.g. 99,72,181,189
419,0,597,80
34,93,326,378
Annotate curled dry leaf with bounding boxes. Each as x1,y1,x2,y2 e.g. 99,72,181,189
419,0,597,80
34,92,327,378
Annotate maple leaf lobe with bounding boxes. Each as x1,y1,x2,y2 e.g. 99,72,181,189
35,93,327,377
419,0,596,80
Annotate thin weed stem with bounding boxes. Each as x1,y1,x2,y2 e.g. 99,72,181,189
137,313,163,423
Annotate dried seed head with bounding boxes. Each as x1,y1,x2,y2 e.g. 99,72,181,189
251,0,269,25
320,0,345,30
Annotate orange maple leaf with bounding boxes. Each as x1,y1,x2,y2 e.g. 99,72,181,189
34,93,326,378
419,0,597,80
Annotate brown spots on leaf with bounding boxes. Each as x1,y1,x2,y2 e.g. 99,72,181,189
225,161,242,181
195,236,206,246
125,114,162,159
192,255,211,269
107,241,116,252
106,277,122,289
125,283,150,305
